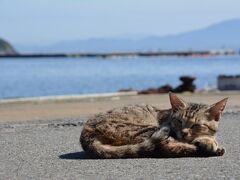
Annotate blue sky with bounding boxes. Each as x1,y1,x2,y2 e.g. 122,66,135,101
1,0,240,45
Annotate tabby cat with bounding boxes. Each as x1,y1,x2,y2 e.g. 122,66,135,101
80,93,227,158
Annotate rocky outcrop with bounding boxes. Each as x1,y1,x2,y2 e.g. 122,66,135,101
130,76,197,94
0,38,17,55
138,85,173,94
173,76,196,93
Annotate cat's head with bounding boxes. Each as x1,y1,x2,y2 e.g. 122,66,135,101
169,92,228,143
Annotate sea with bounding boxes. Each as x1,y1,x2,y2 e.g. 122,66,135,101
0,56,240,99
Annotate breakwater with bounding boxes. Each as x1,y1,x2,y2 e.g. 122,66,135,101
0,50,237,59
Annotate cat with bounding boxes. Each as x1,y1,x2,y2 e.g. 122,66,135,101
80,92,227,158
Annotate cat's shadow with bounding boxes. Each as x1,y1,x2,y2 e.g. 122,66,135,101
59,151,93,160
59,151,212,160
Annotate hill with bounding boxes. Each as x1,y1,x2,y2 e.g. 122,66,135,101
0,38,17,55
16,19,240,53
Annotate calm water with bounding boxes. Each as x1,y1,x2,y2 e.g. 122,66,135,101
0,56,240,99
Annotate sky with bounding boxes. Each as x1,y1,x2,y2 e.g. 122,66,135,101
1,0,240,46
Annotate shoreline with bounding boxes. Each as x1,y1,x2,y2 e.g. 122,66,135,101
0,91,239,123
0,90,239,104
0,91,138,105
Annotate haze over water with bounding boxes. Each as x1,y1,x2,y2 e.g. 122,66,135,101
0,56,239,99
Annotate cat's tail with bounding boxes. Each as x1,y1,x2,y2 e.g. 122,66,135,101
80,127,169,159
90,138,156,158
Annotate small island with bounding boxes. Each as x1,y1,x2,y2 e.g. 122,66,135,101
0,38,18,55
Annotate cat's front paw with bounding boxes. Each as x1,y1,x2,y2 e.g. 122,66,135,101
196,144,225,157
151,127,170,142
215,147,225,156
193,139,225,157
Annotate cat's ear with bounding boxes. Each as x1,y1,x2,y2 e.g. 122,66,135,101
169,92,187,111
207,98,228,121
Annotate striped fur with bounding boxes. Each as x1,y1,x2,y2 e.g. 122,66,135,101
80,93,227,158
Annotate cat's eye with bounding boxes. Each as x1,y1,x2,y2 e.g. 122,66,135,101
201,124,216,132
191,124,205,130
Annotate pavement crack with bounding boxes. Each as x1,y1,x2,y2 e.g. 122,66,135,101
47,122,84,128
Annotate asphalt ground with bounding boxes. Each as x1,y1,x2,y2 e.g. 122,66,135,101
1,111,240,179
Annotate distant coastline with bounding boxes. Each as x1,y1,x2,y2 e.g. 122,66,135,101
0,49,237,59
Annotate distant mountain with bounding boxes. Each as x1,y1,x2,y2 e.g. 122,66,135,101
0,38,17,55
16,19,240,53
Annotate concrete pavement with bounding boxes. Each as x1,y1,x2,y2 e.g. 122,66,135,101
1,111,239,179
